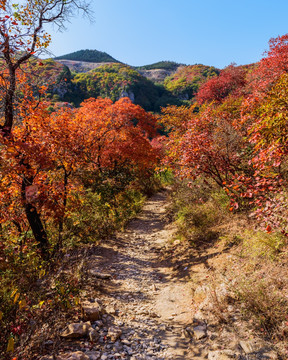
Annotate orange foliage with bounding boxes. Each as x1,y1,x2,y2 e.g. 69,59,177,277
0,69,159,251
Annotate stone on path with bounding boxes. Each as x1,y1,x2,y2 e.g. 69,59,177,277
105,304,116,315
41,352,90,360
107,326,122,342
59,353,90,360
182,324,207,340
193,325,207,339
88,328,99,342
81,300,103,321
239,340,278,359
239,339,266,354
208,350,237,360
60,322,92,338
85,352,101,360
88,270,112,280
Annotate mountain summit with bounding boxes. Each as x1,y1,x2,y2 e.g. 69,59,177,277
54,49,120,63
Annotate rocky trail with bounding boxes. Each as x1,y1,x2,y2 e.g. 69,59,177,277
40,190,279,360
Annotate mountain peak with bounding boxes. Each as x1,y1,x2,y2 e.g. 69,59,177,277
54,49,120,63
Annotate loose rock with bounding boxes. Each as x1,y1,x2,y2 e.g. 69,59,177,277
107,326,122,342
85,352,101,360
239,339,265,354
61,322,92,339
88,328,99,342
193,325,207,340
105,304,116,315
56,352,90,360
208,350,237,360
88,270,112,279
81,301,103,321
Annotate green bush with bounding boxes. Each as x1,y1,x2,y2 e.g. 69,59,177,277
170,179,228,244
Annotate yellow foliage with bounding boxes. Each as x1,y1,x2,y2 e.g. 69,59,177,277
10,289,18,299
19,299,27,310
13,293,20,304
59,286,65,295
6,337,14,352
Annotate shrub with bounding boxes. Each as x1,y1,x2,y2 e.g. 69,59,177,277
170,179,229,244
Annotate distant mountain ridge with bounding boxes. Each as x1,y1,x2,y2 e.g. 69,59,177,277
54,50,190,83
54,50,186,74
135,61,185,71
46,49,222,110
54,49,119,63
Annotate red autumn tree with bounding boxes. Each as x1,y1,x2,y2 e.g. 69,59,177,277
248,34,288,96
74,97,158,175
0,0,91,256
162,98,245,187
0,93,160,255
232,35,288,228
196,65,247,104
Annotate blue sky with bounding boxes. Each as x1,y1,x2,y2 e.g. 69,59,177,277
46,0,288,69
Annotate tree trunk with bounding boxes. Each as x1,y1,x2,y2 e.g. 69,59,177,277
0,57,16,136
21,178,49,259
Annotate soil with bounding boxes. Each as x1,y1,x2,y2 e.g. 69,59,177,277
82,190,196,359
28,189,280,360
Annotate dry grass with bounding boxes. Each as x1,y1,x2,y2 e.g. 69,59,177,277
226,237,288,339
170,179,288,357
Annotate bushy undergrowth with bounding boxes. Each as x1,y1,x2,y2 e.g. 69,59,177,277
64,187,146,246
226,230,288,342
169,179,229,245
0,173,163,359
170,179,288,348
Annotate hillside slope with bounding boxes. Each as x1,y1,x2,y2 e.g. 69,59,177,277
164,64,220,99
55,59,115,73
54,49,119,63
69,63,182,111
52,49,223,104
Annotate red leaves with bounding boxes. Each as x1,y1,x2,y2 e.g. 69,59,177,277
75,97,159,172
197,65,247,104
161,35,288,232
161,99,244,188
0,86,159,234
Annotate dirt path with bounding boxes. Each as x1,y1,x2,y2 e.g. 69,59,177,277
83,190,197,360
42,190,279,360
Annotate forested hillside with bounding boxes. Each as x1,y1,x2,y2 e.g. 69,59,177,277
136,61,183,71
32,57,221,110
1,1,288,359
164,64,220,99
54,49,119,63
68,63,182,111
